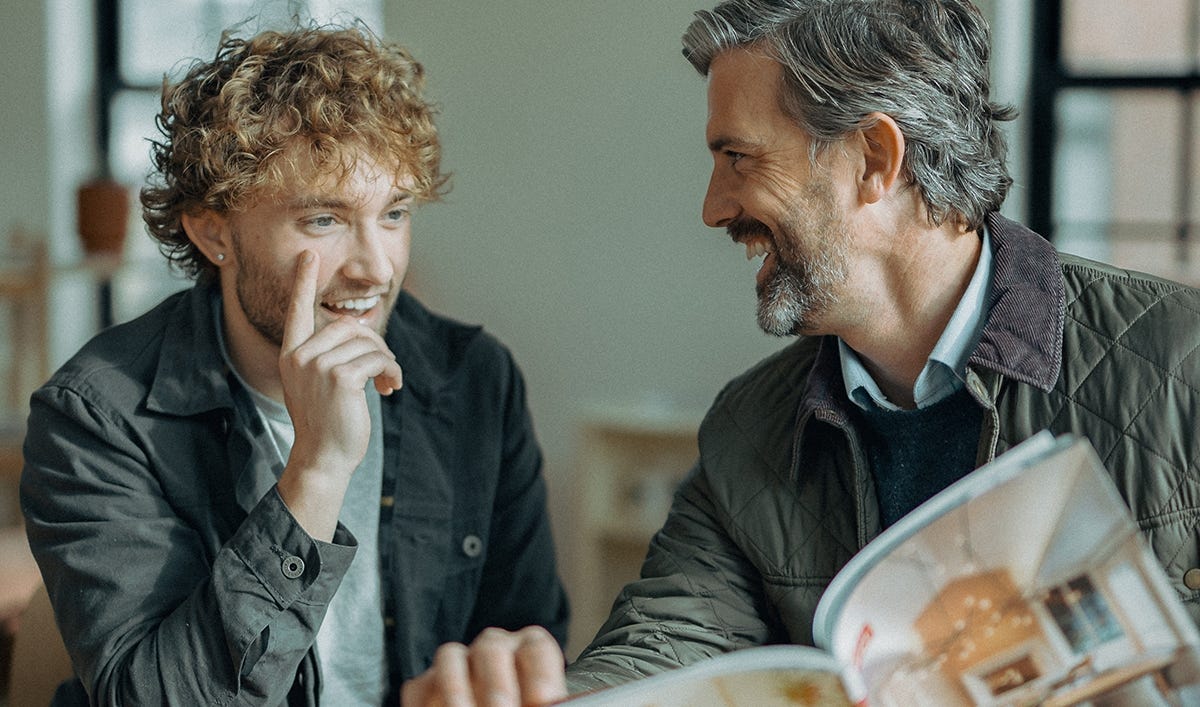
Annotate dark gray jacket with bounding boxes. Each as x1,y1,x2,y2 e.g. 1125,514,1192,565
569,214,1200,689
21,284,568,705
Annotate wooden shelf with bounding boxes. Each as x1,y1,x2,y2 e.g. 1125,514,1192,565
566,406,703,658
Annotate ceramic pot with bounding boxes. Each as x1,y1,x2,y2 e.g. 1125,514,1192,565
76,179,130,256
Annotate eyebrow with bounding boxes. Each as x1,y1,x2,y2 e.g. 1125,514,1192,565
708,136,733,153
707,135,762,153
287,196,349,211
286,190,415,211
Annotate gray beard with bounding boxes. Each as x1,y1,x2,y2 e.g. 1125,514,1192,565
755,246,845,336
757,267,813,336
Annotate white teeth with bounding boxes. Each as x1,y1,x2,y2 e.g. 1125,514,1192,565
326,295,381,312
743,240,770,260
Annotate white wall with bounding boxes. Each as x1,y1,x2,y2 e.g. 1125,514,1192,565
383,2,789,546
986,0,1033,224
0,2,50,239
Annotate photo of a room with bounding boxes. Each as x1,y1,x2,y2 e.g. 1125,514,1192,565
821,439,1200,707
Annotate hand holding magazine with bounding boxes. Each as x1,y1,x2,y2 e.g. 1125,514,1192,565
565,433,1200,706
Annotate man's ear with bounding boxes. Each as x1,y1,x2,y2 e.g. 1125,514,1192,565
180,210,232,267
856,112,905,205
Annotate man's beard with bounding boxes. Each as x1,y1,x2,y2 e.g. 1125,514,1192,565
230,232,393,347
738,183,850,337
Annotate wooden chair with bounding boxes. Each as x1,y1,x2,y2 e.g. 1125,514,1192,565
0,229,50,414
0,229,50,526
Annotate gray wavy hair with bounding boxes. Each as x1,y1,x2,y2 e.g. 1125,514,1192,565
682,0,1016,231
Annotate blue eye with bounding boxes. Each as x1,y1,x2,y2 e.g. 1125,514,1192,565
386,208,410,222
308,215,337,228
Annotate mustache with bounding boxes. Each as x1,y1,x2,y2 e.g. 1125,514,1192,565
726,217,773,241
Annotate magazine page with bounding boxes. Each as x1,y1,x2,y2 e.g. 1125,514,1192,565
562,645,861,706
812,432,1200,707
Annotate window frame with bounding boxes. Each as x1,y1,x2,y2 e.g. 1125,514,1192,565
1026,0,1200,245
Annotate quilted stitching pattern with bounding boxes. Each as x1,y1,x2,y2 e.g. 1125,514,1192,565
1050,260,1200,619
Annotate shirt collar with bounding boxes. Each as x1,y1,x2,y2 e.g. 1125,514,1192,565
841,225,993,410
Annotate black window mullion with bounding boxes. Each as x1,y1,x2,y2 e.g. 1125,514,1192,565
96,0,119,178
1026,0,1061,241
1029,0,1200,257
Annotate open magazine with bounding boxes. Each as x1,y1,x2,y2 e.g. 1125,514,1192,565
565,433,1200,706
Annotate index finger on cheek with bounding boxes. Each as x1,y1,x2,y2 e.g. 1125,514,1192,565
282,251,319,351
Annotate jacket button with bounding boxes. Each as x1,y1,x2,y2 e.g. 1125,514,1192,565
282,555,305,579
461,534,483,558
1184,568,1200,591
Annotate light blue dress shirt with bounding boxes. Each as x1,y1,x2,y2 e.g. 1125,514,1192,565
839,227,993,411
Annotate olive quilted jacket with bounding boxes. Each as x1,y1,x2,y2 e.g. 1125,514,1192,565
568,213,1200,690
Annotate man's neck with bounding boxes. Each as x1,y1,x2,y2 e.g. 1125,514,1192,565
837,222,983,408
226,331,285,403
219,290,286,403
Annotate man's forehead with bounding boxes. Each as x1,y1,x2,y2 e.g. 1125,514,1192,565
269,141,412,187
705,49,789,143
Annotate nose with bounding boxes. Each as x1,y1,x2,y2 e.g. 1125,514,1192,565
343,224,398,285
702,163,737,228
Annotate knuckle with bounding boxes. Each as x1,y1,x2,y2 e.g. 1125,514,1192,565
433,641,468,661
399,676,426,703
331,365,357,387
476,627,513,646
439,681,471,705
519,625,555,645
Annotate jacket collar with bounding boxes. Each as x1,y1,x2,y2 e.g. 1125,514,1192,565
381,290,471,418
968,213,1064,392
797,213,1064,427
145,282,236,417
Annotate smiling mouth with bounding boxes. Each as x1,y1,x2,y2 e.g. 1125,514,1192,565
744,239,773,269
742,238,780,282
727,218,774,268
322,294,383,317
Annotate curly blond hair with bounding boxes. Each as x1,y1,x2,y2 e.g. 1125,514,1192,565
141,25,448,281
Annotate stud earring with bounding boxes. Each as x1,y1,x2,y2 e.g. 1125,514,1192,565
216,253,226,262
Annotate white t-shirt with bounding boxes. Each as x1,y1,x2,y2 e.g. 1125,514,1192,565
216,309,388,704
249,387,387,705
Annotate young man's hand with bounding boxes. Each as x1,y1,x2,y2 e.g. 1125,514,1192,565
401,626,568,707
276,250,404,540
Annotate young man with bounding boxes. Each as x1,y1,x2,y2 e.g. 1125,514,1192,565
20,26,568,705
403,0,1200,703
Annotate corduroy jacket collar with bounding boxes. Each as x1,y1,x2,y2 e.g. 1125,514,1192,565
797,213,1065,430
